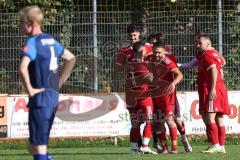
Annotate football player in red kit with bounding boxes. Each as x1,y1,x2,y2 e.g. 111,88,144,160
196,35,230,154
116,25,156,154
149,42,183,154
148,33,192,153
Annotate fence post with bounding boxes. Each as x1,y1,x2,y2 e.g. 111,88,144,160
217,0,223,55
114,136,118,146
93,0,98,92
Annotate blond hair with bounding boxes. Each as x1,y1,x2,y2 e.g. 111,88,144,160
20,6,43,25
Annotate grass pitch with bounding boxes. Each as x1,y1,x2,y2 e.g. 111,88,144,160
1,145,239,160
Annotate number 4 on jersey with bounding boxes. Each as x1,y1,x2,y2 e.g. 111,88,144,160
49,46,58,71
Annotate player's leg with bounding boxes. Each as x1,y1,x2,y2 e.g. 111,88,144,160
155,121,168,154
139,100,157,154
165,113,178,154
152,121,164,152
46,108,56,160
202,112,221,153
202,114,213,149
153,108,168,154
128,107,141,154
152,122,159,148
174,97,192,152
28,106,55,160
152,98,159,149
198,87,213,150
215,113,226,153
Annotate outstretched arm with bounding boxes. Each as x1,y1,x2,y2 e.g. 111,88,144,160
178,58,197,69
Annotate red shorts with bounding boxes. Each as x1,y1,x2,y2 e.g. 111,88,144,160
128,97,153,122
152,92,176,116
198,84,230,115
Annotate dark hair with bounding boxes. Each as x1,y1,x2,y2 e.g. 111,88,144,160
153,41,165,50
127,25,141,34
147,33,156,42
155,32,166,43
198,34,211,42
132,40,145,52
194,31,207,38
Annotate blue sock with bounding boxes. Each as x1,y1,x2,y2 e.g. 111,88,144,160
47,152,54,160
34,154,47,160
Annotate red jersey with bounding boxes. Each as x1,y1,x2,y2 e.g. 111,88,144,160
116,43,133,67
117,43,153,107
197,49,229,115
151,55,178,83
197,49,225,88
126,45,153,95
150,55,178,114
165,52,177,65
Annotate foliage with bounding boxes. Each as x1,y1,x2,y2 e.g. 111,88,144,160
223,13,240,90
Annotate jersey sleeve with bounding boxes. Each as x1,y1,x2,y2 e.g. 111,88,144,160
116,48,128,66
22,38,37,61
163,56,177,71
145,44,153,53
55,40,65,56
204,51,217,71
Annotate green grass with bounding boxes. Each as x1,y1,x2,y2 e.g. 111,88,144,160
1,145,239,160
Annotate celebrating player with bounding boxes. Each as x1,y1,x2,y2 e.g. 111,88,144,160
178,32,225,149
18,6,76,160
196,35,230,154
149,42,183,154
116,25,156,154
148,33,192,153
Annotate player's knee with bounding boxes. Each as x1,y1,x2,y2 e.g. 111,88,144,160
166,115,176,127
174,117,182,124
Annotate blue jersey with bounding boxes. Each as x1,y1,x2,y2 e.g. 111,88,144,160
22,34,64,108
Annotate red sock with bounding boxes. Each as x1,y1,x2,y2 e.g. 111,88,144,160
207,123,219,145
130,127,141,142
176,121,185,135
206,125,212,144
143,123,152,138
218,125,226,146
169,127,178,150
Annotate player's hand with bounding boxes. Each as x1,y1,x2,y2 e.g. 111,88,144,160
209,88,216,101
29,88,45,97
177,63,181,67
166,82,175,94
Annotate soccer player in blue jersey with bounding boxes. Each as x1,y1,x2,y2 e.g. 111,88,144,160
18,6,76,160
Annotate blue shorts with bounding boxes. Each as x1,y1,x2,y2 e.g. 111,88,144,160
28,106,55,145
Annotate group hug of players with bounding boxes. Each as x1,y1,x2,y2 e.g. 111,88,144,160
116,25,230,154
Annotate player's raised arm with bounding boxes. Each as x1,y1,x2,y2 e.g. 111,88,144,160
59,49,76,89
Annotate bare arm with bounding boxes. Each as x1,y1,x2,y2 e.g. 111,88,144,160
178,58,198,69
59,49,76,89
171,68,183,86
209,65,217,100
19,57,45,97
166,68,183,93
